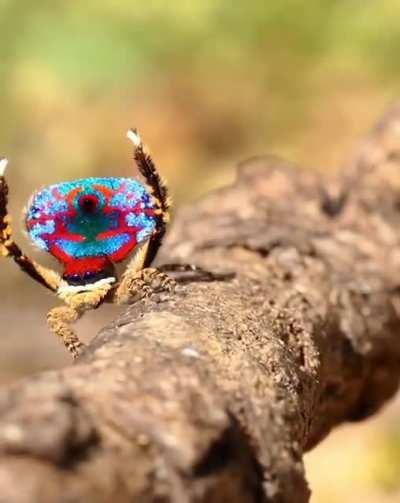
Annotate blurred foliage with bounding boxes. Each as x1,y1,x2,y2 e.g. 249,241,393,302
0,0,400,203
371,425,400,493
306,408,400,503
1,3,400,502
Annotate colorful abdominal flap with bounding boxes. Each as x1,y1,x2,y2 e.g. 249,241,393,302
25,177,157,282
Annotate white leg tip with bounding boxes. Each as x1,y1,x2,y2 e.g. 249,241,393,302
0,158,8,176
127,129,142,148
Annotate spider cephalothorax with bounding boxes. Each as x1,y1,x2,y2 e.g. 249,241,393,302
0,129,232,359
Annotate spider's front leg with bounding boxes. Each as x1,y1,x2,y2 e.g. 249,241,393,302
48,282,114,359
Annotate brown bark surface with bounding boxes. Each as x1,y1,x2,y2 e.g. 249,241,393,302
1,105,400,503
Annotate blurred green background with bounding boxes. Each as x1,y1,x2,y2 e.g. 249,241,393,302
1,1,400,502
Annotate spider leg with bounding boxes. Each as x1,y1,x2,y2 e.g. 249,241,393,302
48,282,113,359
114,131,175,305
157,263,236,283
126,129,171,268
0,158,61,292
47,305,83,359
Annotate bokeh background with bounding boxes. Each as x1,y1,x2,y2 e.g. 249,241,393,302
0,1,400,501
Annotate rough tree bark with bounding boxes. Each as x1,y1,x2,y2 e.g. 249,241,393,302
1,105,400,503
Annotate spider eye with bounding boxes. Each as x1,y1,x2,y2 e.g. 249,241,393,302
66,273,82,285
65,271,97,284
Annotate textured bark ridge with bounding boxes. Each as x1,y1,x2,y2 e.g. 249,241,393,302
1,105,400,503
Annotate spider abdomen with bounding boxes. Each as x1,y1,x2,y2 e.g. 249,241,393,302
25,177,157,280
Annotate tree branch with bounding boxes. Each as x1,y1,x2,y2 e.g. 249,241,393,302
1,104,400,502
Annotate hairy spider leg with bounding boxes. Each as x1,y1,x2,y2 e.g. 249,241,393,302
115,130,175,304
0,158,61,291
48,280,114,359
127,129,171,269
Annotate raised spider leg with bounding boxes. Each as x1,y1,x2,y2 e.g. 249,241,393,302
0,158,61,291
126,129,171,268
114,130,175,305
48,283,113,359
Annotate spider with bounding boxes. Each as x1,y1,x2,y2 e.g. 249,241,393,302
0,130,229,359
